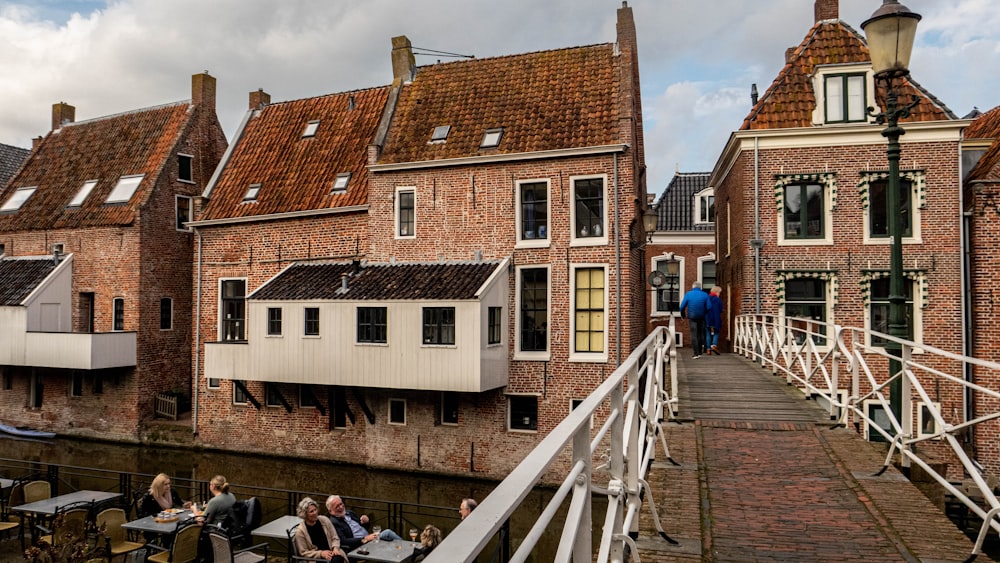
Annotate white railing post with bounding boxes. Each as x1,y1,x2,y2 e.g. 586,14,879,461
571,427,593,562
900,342,913,469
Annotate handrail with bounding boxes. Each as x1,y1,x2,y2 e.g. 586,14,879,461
735,313,1000,559
427,319,678,562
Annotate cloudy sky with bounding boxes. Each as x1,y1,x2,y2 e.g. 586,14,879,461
0,0,997,195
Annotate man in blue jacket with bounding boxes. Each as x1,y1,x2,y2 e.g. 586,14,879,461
679,281,710,358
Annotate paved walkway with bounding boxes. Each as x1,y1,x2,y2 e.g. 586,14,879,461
636,350,989,562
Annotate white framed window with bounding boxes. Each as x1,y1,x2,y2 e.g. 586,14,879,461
570,264,608,362
69,180,98,207
441,392,459,425
698,255,717,289
219,278,247,341
302,120,320,138
863,399,894,443
395,186,416,238
694,187,715,225
651,255,684,317
778,273,836,348
267,307,282,336
431,125,451,143
570,175,608,246
176,195,192,231
811,64,875,126
480,128,503,148
243,183,262,202
357,306,387,344
507,394,538,433
106,175,144,204
860,171,924,245
331,172,351,193
422,307,455,345
862,272,924,349
515,179,550,248
776,173,836,246
515,265,550,360
389,398,406,426
178,154,194,183
1,186,37,211
208,378,221,390
916,401,941,439
304,307,320,337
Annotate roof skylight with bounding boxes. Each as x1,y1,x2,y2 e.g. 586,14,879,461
0,186,37,212
480,128,504,148
105,175,144,204
331,173,351,193
69,180,98,207
302,121,320,138
243,183,262,202
431,125,451,142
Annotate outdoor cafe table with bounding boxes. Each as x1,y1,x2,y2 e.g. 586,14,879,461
251,514,301,560
122,509,196,538
349,539,421,563
11,490,122,518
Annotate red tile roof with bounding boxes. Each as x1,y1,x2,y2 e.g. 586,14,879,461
200,87,389,221
378,44,620,163
251,261,502,301
0,102,192,230
743,21,955,131
966,105,1000,140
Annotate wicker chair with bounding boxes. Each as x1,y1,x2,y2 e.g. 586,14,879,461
96,507,145,562
146,520,201,563
208,525,268,563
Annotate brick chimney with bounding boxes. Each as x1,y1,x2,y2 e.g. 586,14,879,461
391,35,416,86
51,102,75,131
32,136,43,150
192,71,216,111
815,0,838,22
249,88,271,110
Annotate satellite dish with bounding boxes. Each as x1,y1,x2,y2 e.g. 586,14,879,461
648,271,667,288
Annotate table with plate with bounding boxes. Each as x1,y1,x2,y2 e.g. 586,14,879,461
122,508,196,539
349,539,421,563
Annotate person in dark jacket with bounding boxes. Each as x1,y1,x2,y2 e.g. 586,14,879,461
325,495,377,551
679,281,710,358
139,473,188,518
706,286,723,354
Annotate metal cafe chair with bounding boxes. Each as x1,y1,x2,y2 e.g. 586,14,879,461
96,507,145,562
208,524,268,563
146,519,200,563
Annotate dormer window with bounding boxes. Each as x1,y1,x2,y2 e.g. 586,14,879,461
331,173,351,193
695,187,715,224
431,125,451,143
69,180,98,207
480,128,504,149
302,120,320,138
106,175,144,204
1,187,37,212
243,183,262,202
824,73,867,123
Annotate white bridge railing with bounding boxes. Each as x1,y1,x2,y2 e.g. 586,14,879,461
735,313,1000,560
427,322,679,563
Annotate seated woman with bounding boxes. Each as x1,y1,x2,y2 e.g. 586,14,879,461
292,497,347,563
413,524,442,562
139,473,188,518
197,475,235,526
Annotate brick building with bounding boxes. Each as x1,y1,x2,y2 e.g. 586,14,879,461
710,0,970,446
190,3,647,479
0,73,227,439
646,172,716,347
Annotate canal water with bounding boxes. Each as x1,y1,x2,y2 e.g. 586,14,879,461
2,433,602,560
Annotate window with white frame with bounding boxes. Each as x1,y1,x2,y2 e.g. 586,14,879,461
357,306,387,344
863,272,924,348
507,394,538,432
422,307,455,345
780,275,832,346
516,266,549,357
176,195,192,231
776,173,836,245
69,180,98,207
243,183,262,202
267,307,282,336
571,266,606,358
571,176,607,244
396,187,416,238
106,175,144,204
695,187,715,224
699,257,717,289
652,256,682,315
860,171,924,244
389,398,406,425
863,400,894,443
917,401,941,439
1,186,36,211
220,279,247,341
516,180,549,245
824,73,867,123
304,307,320,336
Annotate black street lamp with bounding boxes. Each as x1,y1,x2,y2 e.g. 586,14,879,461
862,0,921,428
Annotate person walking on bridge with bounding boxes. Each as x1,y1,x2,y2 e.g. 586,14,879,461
706,285,723,355
680,281,709,359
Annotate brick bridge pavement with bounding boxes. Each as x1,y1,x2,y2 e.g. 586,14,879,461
635,351,989,562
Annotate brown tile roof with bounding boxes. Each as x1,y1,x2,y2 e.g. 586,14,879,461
200,87,389,221
968,139,1000,182
251,260,502,301
966,105,1000,140
743,21,955,131
0,257,56,305
378,44,620,163
0,102,192,231
0,143,29,189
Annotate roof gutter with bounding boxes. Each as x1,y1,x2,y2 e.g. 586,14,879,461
369,144,629,173
186,204,369,228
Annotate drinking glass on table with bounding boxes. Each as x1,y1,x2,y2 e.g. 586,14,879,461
372,525,382,541
409,528,418,541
